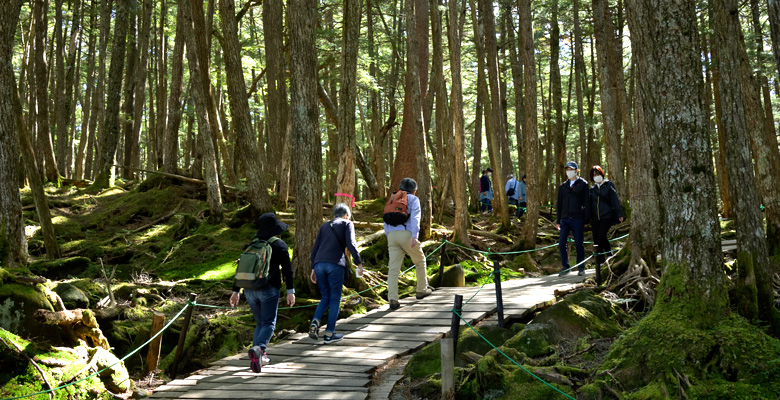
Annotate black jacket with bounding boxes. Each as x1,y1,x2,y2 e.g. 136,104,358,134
590,180,624,222
556,177,591,223
232,233,294,293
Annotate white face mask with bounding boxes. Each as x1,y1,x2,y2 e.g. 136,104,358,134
566,170,577,179
487,173,492,177
593,175,604,184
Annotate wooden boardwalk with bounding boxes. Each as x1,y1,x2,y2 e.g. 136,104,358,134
150,270,593,400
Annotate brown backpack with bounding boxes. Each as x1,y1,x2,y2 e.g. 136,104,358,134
383,190,410,226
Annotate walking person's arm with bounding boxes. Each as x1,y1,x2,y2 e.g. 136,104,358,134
610,182,625,222
345,221,364,275
408,196,422,247
556,186,563,229
279,242,296,306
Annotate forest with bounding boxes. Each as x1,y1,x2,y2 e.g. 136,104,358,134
1,0,780,398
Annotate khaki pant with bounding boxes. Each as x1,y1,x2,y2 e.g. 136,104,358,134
387,230,428,302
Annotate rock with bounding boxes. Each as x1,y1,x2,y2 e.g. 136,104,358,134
0,283,62,344
432,264,466,287
55,283,90,309
132,389,150,399
92,347,133,393
28,257,91,279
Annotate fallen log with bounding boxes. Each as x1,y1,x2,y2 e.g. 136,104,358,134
112,165,238,191
34,308,115,349
467,229,513,244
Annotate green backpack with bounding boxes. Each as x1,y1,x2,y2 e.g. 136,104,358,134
234,237,278,289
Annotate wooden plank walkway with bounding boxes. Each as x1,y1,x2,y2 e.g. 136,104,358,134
150,270,593,400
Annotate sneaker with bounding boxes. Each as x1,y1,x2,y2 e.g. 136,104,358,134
578,270,585,276
323,333,344,344
262,352,270,364
389,300,401,310
248,346,263,373
558,269,571,277
416,288,433,299
308,320,320,340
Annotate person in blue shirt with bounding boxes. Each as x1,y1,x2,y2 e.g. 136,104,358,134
479,168,494,214
308,203,363,344
505,174,525,219
384,178,432,310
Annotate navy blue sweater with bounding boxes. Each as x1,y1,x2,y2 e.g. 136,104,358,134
310,219,362,268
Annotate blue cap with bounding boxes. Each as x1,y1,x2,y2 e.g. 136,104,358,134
565,161,578,170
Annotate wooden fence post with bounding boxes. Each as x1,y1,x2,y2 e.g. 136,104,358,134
437,239,448,288
170,293,197,378
146,311,166,373
493,259,505,328
450,294,463,355
441,337,455,400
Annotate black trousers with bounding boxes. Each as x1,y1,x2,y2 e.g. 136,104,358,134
591,218,614,264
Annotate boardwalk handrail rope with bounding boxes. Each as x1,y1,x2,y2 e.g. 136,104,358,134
442,233,629,256
451,309,577,400
0,302,192,400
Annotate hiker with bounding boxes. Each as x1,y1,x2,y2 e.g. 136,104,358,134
229,212,295,373
383,178,432,310
504,174,522,218
479,168,494,214
308,203,364,344
556,161,590,277
518,174,527,217
589,165,624,265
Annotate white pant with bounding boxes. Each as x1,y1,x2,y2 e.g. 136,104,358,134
386,230,428,302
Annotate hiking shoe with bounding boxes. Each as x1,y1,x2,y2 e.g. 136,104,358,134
389,300,401,310
262,352,270,364
248,346,263,373
577,270,585,276
323,333,344,344
308,320,320,340
416,288,433,299
558,269,570,277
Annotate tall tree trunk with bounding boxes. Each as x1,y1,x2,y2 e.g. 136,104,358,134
58,0,82,177
155,0,167,170
87,0,113,181
550,0,565,180
712,0,772,324
448,0,471,246
264,0,288,187
627,0,727,321
183,0,222,221
471,79,484,210
711,43,734,218
368,0,386,199
592,0,624,190
0,0,26,266
34,0,61,183
505,8,524,176
219,0,272,214
75,0,97,181
290,0,321,294
518,0,540,247
573,0,587,170
120,3,138,178
125,0,151,180
92,0,132,189
53,0,67,175
769,0,780,83
336,0,362,207
479,0,509,227
164,1,186,175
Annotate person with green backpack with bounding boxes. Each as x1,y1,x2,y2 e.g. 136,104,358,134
229,213,295,373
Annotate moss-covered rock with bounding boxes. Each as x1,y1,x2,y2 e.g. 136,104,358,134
360,234,389,267
430,264,466,287
28,257,91,279
92,347,132,392
507,253,539,273
0,283,60,344
54,283,90,309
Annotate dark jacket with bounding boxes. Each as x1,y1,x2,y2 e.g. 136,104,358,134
310,219,362,268
556,177,591,223
232,233,294,293
590,180,624,222
479,175,492,193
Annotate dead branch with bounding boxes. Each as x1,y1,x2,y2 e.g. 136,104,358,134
99,258,117,308
33,309,113,349
111,165,238,191
467,229,512,244
131,201,184,233
16,276,47,284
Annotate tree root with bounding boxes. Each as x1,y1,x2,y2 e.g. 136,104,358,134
0,335,55,400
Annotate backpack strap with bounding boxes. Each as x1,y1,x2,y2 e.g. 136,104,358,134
328,222,347,250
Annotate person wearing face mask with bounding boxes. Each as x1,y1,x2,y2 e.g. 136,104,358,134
556,161,591,276
589,165,624,266
479,168,494,214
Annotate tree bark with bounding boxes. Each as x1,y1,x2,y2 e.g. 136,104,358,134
471,75,484,210
368,0,386,199
505,9,524,179
87,0,113,181
627,0,728,321
163,0,186,175
0,0,27,266
219,0,273,214
592,0,624,191
183,0,222,221
92,0,132,189
58,0,82,177
264,0,289,188
33,0,61,183
290,0,321,294
769,0,780,84
336,0,363,207
573,0,587,170
75,2,97,181
124,0,152,180
518,0,540,248
120,3,138,178
448,0,471,246
550,0,565,181
479,0,509,228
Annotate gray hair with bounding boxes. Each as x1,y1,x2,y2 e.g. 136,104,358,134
333,203,351,219
399,177,418,193
507,174,514,179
